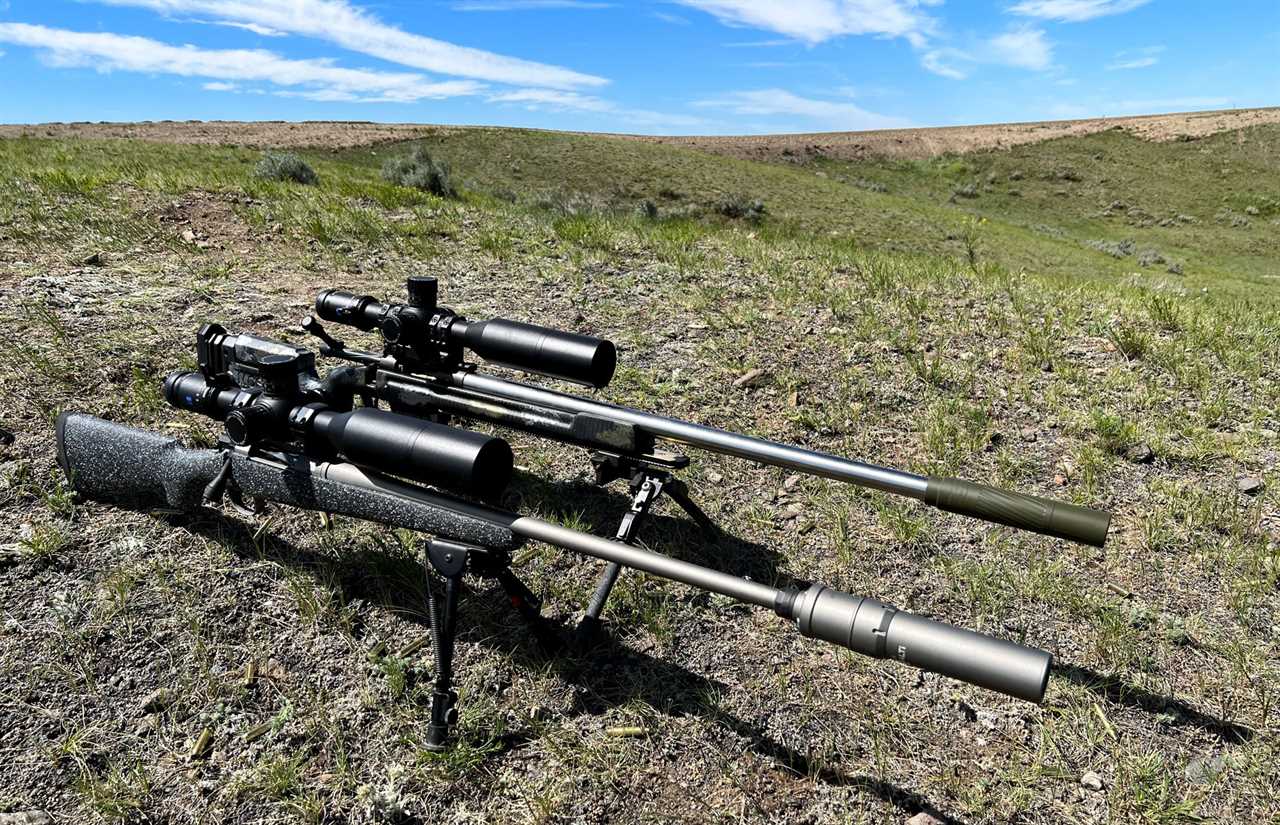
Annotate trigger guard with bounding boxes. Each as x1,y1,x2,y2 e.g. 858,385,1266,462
227,488,266,516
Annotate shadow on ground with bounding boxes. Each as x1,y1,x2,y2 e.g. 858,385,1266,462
167,473,970,823
1054,664,1254,744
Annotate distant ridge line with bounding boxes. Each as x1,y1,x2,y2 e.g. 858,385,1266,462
1,106,1277,159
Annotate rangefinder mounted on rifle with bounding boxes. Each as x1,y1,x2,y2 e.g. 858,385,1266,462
301,277,1112,637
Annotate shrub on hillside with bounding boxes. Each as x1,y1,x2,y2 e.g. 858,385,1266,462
381,147,456,197
254,152,318,185
1086,238,1136,259
717,194,766,223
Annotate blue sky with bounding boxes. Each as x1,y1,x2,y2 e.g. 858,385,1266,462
0,1,1275,134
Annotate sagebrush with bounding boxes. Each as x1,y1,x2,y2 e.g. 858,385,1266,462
381,147,456,197
253,152,318,185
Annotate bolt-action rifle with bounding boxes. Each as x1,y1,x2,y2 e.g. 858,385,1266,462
58,405,1054,750
298,277,1112,637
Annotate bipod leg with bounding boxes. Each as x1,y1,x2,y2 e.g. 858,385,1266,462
492,566,562,652
664,478,716,535
575,472,666,646
423,539,472,752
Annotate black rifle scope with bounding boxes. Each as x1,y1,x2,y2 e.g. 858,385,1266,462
162,371,512,498
315,276,617,388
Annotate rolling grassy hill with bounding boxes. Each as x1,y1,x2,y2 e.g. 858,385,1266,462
1,121,1278,824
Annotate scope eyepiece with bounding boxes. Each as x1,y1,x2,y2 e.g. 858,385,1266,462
315,289,387,332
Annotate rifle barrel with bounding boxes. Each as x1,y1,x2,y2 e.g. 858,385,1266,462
452,371,927,495
450,371,1111,548
337,459,1052,702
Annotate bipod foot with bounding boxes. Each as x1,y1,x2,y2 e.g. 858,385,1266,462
572,613,617,653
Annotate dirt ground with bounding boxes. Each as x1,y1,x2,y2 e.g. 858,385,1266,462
630,107,1280,161
3,107,1277,159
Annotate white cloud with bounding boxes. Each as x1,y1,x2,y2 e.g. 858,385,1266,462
488,88,613,111
1107,56,1157,70
922,28,1052,78
90,0,606,89
987,27,1052,70
1105,44,1163,70
1100,96,1230,113
653,11,692,24
488,87,709,130
676,0,938,46
1047,96,1229,119
921,49,967,79
696,88,910,130
189,19,286,36
451,0,613,9
0,23,485,102
723,39,798,47
202,80,237,90
1007,0,1150,22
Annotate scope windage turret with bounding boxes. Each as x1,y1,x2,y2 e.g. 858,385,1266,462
315,277,617,388
162,372,512,498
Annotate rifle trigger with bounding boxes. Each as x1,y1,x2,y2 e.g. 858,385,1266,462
202,455,234,505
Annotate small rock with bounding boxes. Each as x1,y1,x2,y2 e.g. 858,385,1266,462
1124,443,1154,464
0,812,53,825
80,251,104,266
1020,427,1038,443
1237,477,1264,496
733,368,769,388
181,229,197,243
783,474,801,490
706,471,723,484
1080,771,1105,791
1184,753,1229,784
905,813,945,825
141,687,175,714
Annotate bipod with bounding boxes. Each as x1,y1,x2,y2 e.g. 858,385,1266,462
574,450,715,646
422,538,557,751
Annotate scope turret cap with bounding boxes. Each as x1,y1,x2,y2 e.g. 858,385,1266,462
406,276,439,309
256,353,303,396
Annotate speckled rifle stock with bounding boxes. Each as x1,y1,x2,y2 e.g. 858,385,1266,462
56,412,520,550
